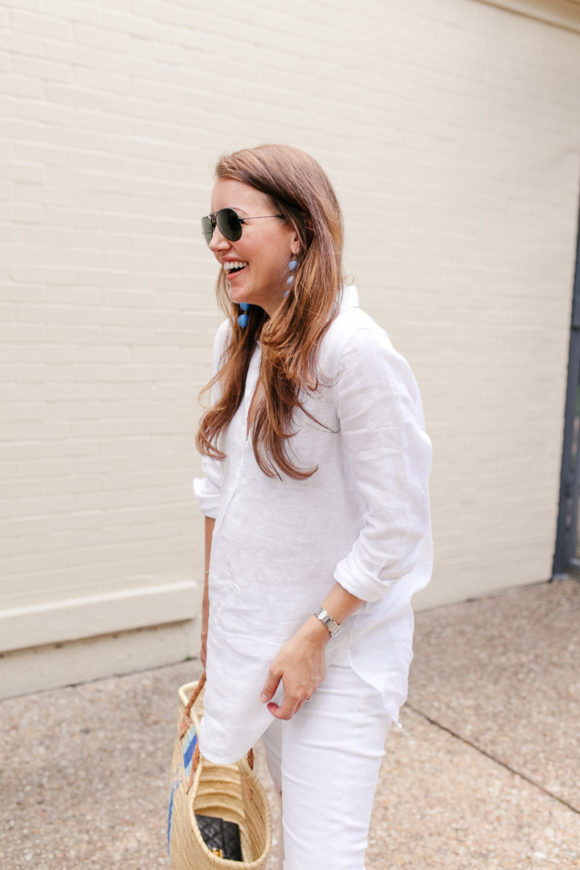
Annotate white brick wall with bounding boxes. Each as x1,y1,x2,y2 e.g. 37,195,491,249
1,0,580,693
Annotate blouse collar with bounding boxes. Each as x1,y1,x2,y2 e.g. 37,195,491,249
338,284,359,314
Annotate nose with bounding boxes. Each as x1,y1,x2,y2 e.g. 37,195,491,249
208,225,231,255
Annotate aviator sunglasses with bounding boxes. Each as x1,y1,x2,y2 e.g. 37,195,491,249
201,207,283,246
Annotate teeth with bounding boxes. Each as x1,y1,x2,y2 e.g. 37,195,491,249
223,261,248,271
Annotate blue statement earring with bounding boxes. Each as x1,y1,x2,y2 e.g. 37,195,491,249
283,259,298,300
287,259,297,285
238,302,250,328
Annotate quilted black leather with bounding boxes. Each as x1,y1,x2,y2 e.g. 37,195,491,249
195,814,243,861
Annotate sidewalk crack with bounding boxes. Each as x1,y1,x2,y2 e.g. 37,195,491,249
406,703,579,815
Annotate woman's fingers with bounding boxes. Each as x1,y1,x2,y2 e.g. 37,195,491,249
267,696,301,720
260,667,282,704
263,672,299,718
261,630,325,718
265,684,315,719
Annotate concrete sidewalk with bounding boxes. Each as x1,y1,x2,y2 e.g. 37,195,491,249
1,579,578,869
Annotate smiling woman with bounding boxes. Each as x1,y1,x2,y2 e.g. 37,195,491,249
193,144,433,870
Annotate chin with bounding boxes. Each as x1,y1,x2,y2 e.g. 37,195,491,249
228,284,252,304
228,291,249,307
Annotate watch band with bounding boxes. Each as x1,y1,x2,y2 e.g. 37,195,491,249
313,607,342,638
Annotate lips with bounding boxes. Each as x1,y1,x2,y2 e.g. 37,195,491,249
227,269,246,284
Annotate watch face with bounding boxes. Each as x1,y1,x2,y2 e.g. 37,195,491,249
315,609,341,637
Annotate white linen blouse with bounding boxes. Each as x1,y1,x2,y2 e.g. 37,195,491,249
193,285,433,764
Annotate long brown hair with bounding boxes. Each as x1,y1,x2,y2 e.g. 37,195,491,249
196,145,344,479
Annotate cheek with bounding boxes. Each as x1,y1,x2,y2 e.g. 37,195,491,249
269,252,290,278
256,253,285,281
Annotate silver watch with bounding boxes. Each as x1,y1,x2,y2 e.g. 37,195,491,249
313,607,342,638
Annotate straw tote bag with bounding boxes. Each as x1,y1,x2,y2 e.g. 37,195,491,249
167,672,272,869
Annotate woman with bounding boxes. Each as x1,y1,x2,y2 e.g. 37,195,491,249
194,144,432,869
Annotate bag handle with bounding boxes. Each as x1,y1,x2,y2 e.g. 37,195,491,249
184,670,206,718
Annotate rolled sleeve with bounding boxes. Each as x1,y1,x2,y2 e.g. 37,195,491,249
193,453,223,518
192,319,231,518
333,327,432,602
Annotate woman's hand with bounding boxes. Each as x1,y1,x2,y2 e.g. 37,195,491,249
260,585,363,718
260,616,330,720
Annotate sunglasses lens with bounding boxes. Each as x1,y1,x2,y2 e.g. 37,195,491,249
201,216,213,246
217,208,243,242
201,209,243,245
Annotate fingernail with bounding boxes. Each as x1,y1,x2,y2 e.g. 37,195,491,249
260,693,268,702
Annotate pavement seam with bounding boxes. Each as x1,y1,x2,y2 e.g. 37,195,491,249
406,703,579,815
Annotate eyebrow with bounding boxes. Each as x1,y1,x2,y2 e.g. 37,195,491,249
210,206,248,216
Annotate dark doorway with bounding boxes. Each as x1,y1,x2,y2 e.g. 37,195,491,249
554,201,580,576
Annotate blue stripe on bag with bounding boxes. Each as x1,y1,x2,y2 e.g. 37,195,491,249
168,725,198,856
183,729,198,780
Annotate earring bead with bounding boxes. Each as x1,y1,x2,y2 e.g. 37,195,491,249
238,302,250,328
287,259,298,286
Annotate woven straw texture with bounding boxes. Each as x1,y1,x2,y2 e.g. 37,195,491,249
168,676,272,869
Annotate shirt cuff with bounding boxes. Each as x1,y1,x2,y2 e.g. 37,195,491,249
193,476,220,519
333,556,397,602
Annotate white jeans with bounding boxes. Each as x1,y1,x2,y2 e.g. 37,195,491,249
261,654,393,870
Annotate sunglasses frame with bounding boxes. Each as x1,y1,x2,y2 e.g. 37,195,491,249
201,208,283,246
